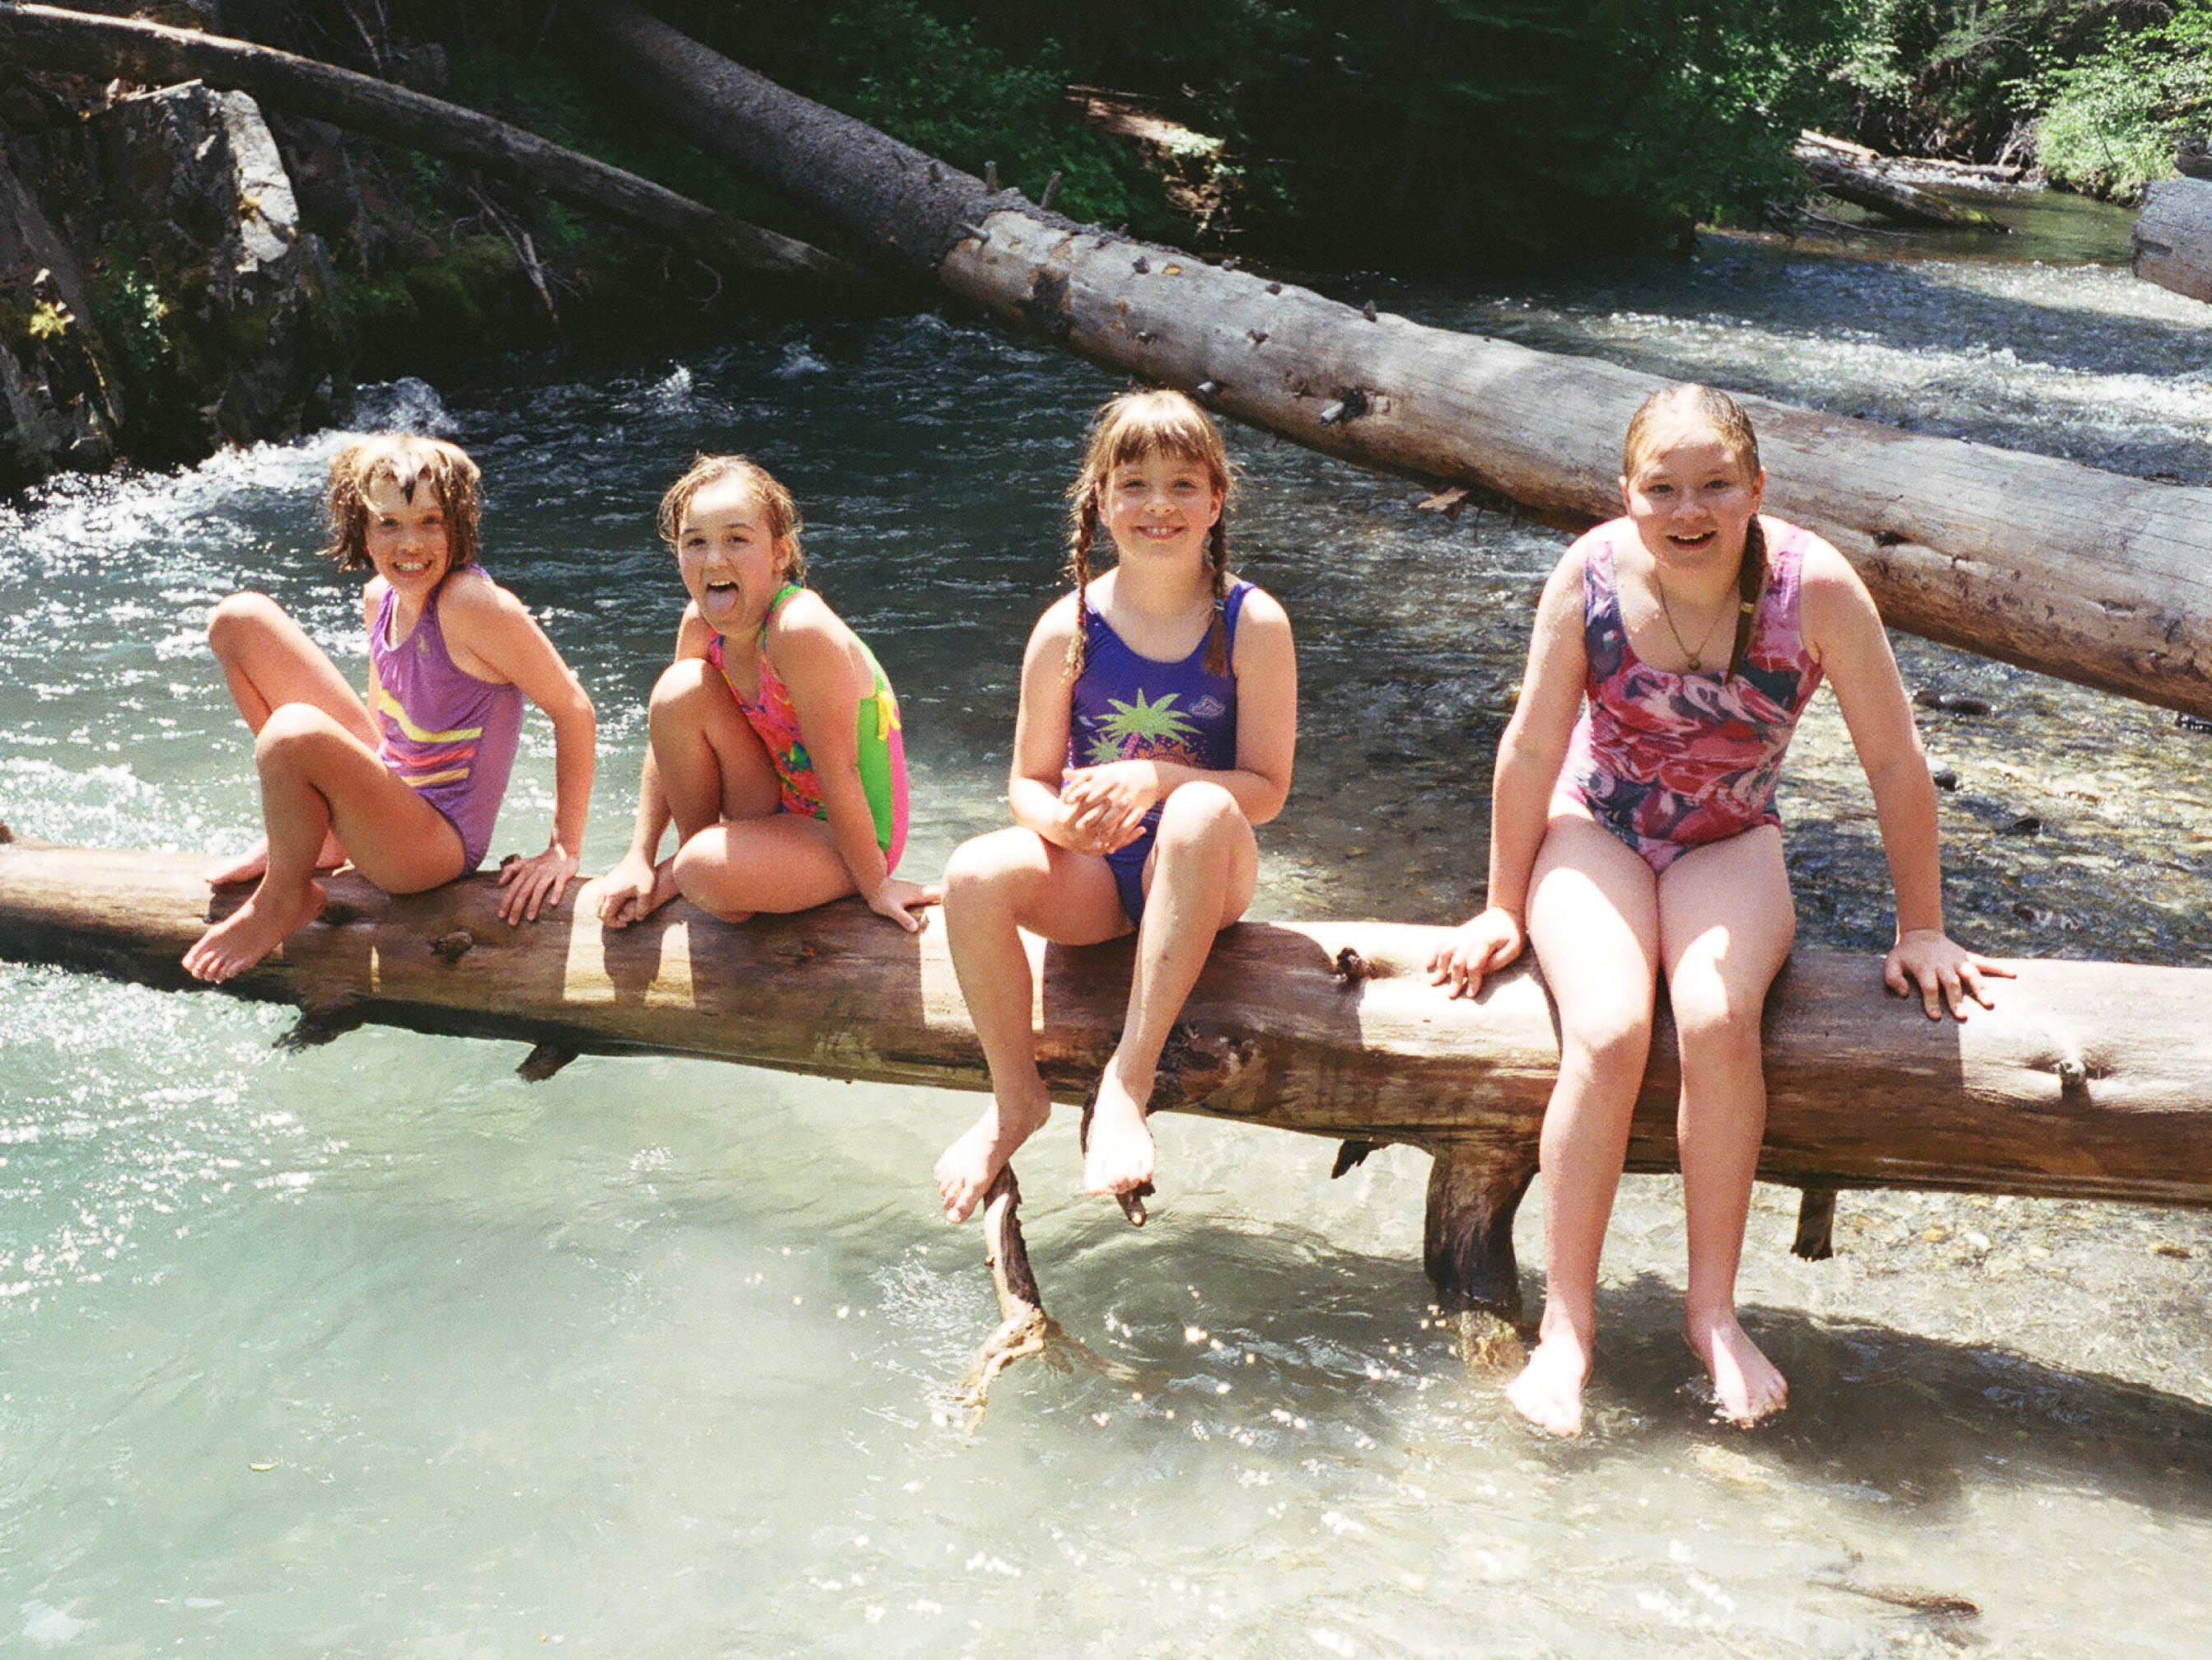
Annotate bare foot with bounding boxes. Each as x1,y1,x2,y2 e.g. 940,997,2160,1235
1685,1314,1788,1425
582,859,682,929
1505,1327,1594,1437
182,878,327,983
1082,1067,1156,1197
935,1091,1050,1223
205,831,344,887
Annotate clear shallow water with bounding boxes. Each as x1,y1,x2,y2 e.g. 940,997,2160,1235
2,195,2210,1655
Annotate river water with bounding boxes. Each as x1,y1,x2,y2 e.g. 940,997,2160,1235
2,189,2208,1657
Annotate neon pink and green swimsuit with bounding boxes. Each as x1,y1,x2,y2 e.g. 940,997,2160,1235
706,582,910,872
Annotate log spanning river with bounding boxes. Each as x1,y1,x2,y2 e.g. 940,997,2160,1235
3,191,2210,1655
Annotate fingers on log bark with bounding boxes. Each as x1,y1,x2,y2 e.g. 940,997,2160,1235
1792,1185,1840,1261
1424,1146,1536,1325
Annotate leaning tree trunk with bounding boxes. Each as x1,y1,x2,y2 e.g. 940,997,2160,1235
1793,135,2004,230
0,2,875,288
2135,175,2212,306
6,836,2211,1333
582,0,2212,724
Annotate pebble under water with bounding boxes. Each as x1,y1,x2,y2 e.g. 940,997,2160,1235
1,190,2209,1657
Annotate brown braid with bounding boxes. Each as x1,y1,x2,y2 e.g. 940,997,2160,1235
1723,517,1767,680
1064,496,1099,682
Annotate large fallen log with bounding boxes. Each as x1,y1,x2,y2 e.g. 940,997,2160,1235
0,2,876,290
2135,174,2212,306
1793,133,2005,230
582,0,2212,724
5,836,2209,1347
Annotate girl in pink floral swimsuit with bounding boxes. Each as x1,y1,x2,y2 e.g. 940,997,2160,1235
1429,385,2012,1438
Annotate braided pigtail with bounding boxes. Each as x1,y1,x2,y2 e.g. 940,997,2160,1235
1064,494,1098,684
1202,517,1232,676
1723,517,1768,681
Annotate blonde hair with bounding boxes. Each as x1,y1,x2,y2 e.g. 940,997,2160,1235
1621,383,1767,680
657,454,807,586
323,435,482,572
1064,389,1234,681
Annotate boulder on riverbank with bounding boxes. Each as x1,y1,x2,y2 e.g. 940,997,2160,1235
0,72,348,490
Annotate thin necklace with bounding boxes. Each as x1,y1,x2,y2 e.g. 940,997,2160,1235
1653,574,1732,672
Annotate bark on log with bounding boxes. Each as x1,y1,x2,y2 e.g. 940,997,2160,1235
0,2,876,289
1792,138,2004,230
2135,175,2212,306
581,2,2212,725
5,839,2211,1326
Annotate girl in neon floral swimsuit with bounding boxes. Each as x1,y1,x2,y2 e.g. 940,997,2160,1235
586,456,933,934
1430,385,2012,1437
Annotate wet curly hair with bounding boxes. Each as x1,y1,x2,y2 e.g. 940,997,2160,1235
321,435,483,573
656,454,807,586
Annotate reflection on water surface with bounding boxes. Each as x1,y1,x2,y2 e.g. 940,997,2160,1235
1,192,2208,1656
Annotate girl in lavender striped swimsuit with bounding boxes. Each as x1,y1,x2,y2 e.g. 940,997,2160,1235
1429,386,2010,1438
185,435,596,984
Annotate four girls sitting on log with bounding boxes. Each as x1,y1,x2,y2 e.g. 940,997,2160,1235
189,382,1998,1437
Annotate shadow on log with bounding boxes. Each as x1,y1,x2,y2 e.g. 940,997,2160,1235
5,835,2211,1400
579,0,2212,725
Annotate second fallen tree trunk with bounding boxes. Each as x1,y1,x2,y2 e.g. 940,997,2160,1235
0,2,876,288
583,0,2212,724
4,836,2210,1330
2135,174,2212,306
1793,133,2005,230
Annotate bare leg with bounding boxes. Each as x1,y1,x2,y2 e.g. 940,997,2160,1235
648,658,785,922
1507,816,1661,1437
203,594,374,884
933,829,1129,1223
1658,827,1796,1425
183,704,465,982
1083,783,1258,1198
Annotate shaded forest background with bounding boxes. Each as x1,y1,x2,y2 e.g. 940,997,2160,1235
2,0,2208,487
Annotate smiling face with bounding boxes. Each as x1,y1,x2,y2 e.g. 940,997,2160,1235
676,474,793,632
362,474,454,597
1620,427,1766,573
1097,447,1225,568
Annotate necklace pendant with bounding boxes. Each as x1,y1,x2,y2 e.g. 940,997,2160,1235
1686,653,1700,671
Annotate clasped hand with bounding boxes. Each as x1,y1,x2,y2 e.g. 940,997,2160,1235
496,843,580,924
1055,760,1159,855
1427,906,1525,998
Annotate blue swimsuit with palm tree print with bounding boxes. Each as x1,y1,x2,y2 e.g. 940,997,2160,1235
1068,579,1252,924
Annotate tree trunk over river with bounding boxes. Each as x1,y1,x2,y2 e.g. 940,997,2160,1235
584,0,2212,724
2135,175,2212,306
0,2,872,288
5,837,2210,1323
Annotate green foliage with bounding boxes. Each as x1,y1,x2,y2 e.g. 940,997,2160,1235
90,248,174,385
2032,2,2212,198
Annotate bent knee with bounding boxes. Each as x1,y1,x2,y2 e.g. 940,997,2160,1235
941,832,1044,914
206,592,286,655
253,700,348,760
649,657,720,718
1558,1014,1653,1084
1672,984,1766,1058
1155,780,1246,845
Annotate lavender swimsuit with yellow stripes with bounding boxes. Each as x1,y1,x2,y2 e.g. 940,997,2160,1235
706,582,910,872
370,581,523,873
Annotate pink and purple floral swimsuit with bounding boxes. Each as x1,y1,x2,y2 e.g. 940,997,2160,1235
1555,518,1826,873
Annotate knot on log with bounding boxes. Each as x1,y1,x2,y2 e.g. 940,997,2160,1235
1317,388,1369,427
1265,281,1282,294
428,930,475,963
1018,267,1073,343
318,898,363,928
0,821,12,844
1131,255,1149,274
1194,379,1223,404
1360,298,1378,321
1333,945,1377,985
1246,329,1268,346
